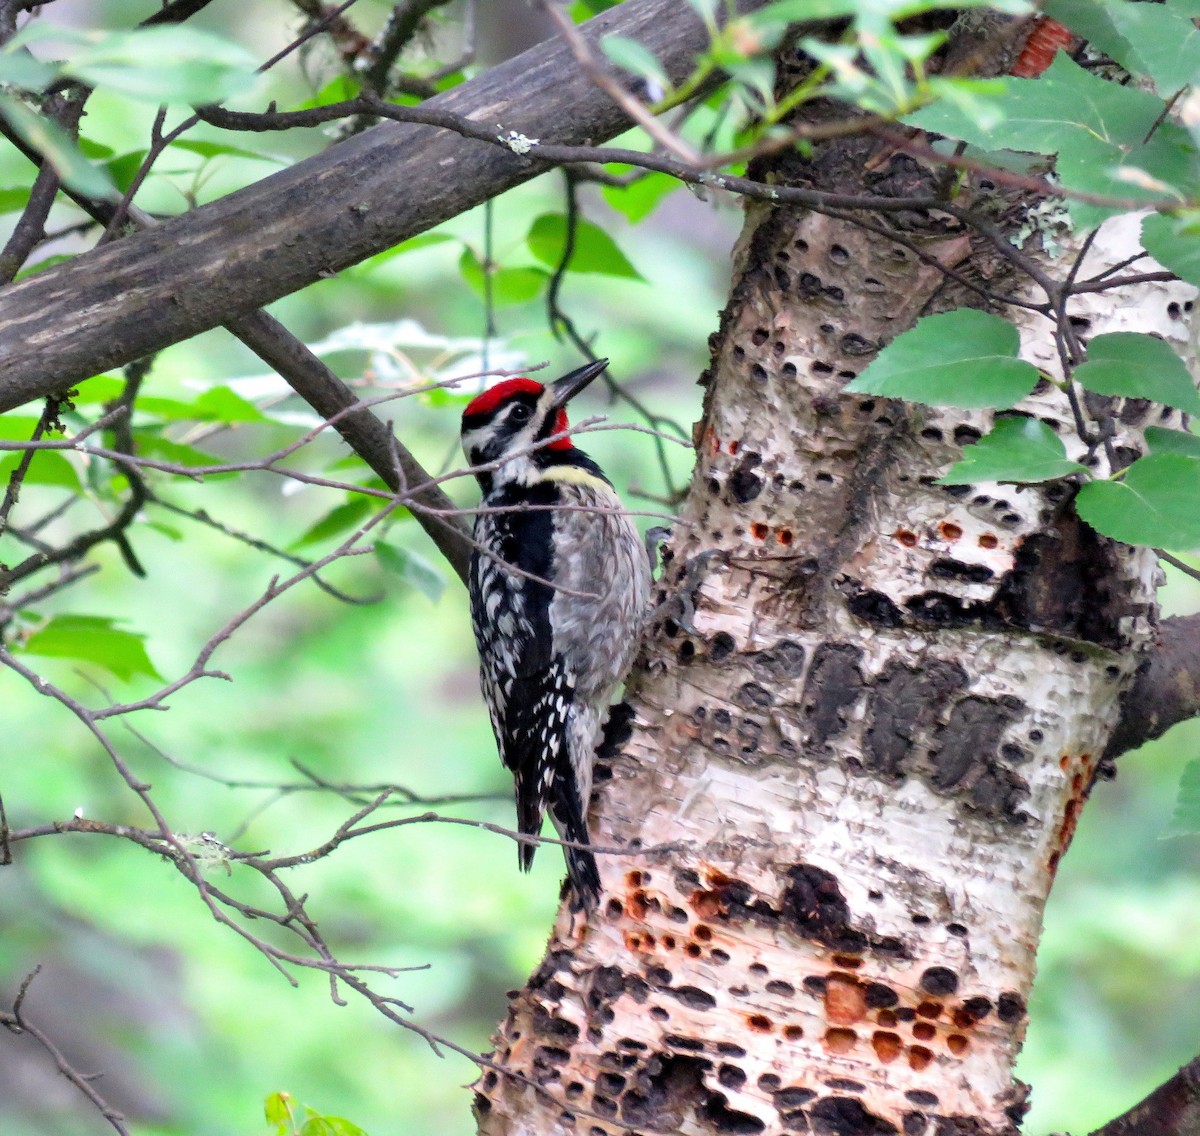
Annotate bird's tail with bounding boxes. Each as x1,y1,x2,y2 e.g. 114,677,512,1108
515,774,543,874
550,784,601,909
564,834,601,911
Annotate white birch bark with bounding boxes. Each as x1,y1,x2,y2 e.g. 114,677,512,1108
475,150,1197,1136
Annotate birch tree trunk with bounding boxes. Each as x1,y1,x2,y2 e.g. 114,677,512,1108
474,65,1197,1136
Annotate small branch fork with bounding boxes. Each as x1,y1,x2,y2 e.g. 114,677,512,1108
0,968,131,1136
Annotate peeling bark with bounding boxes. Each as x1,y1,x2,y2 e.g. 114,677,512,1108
476,48,1198,1136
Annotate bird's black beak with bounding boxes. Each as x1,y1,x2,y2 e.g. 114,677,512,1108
549,358,609,410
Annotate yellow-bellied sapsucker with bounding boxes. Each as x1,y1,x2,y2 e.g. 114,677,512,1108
461,359,649,906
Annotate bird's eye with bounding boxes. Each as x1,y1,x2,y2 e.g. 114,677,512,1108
509,404,532,423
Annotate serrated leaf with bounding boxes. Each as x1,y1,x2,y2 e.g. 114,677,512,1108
938,416,1086,484
909,55,1195,228
22,615,163,682
526,213,644,280
1044,0,1200,95
1169,759,1200,835
1145,425,1200,459
61,26,259,106
1072,332,1200,414
1143,212,1200,288
0,95,115,199
376,542,446,604
1075,452,1200,549
600,35,670,93
292,497,373,549
458,248,548,305
845,310,1040,408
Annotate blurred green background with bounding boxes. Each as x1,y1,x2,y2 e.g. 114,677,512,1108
0,3,1197,1134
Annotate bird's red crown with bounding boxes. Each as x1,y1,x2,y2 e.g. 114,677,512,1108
462,378,573,450
463,378,545,419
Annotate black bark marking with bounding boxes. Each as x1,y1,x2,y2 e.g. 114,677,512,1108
992,523,1142,648
668,985,718,1010
776,1087,818,1109
847,587,906,627
710,631,737,663
929,559,995,584
865,982,899,1008
596,700,635,760
532,1008,579,1042
705,1095,767,1134
919,966,959,996
718,1063,747,1089
810,1096,899,1136
997,992,1026,1023
802,643,865,746
729,451,764,503
738,681,775,708
748,639,807,680
864,660,968,778
930,695,1031,822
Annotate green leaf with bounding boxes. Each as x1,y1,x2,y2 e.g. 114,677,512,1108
1169,759,1200,835
1075,453,1200,549
0,450,84,491
135,433,225,469
1043,0,1200,95
0,187,32,214
292,497,373,549
1072,332,1200,414
66,375,126,404
0,415,47,440
0,95,115,200
192,386,268,423
0,50,58,89
938,416,1087,484
299,1120,336,1136
751,0,1028,20
909,55,1196,228
103,149,150,193
22,615,163,682
526,213,644,279
600,35,670,93
61,26,260,106
602,170,679,223
264,1093,291,1127
845,309,1040,408
457,248,548,305
1142,212,1200,288
305,1119,367,1136
376,542,446,604
170,138,286,165
1145,425,1200,459
14,253,75,280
